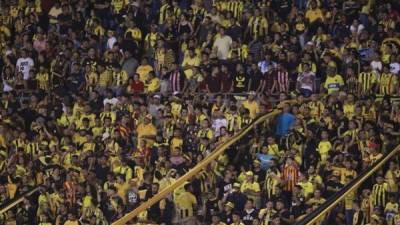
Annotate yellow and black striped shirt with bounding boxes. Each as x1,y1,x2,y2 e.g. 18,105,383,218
159,3,170,24
358,72,377,93
228,45,248,61
372,183,388,207
380,73,398,95
25,142,40,159
248,16,268,38
227,1,244,19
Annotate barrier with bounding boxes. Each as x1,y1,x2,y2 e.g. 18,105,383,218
294,145,400,225
0,186,40,215
112,108,283,225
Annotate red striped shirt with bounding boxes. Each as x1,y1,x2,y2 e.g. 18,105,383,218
276,70,289,93
281,164,300,192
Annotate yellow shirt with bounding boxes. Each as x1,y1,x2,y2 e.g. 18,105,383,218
344,190,356,210
298,181,314,198
241,181,260,192
318,141,331,163
306,8,324,23
136,123,157,145
266,144,283,158
307,197,326,206
242,100,260,119
115,182,129,203
324,75,344,94
136,65,153,82
36,72,50,90
111,0,125,13
145,77,160,93
175,191,197,218
0,26,11,37
98,71,112,88
343,104,355,119
125,27,142,42
170,137,183,153
63,220,79,225
113,70,128,86
182,56,200,79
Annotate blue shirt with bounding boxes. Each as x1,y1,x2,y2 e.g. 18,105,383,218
276,112,295,136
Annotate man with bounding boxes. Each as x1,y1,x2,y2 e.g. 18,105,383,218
371,174,388,208
121,50,138,77
212,110,228,137
226,183,248,212
213,27,232,60
111,63,128,95
358,63,377,96
145,183,167,224
169,62,187,93
246,8,268,40
242,92,260,119
296,63,316,97
272,62,289,94
276,103,295,137
16,49,34,82
240,172,261,209
281,157,300,197
379,64,398,96
175,183,197,225
136,114,157,147
242,199,258,225
323,64,344,94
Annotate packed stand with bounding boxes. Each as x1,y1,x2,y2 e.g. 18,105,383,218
0,0,399,225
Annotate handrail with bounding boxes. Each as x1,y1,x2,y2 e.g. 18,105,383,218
0,185,41,214
295,145,400,225
112,108,283,225
0,165,62,215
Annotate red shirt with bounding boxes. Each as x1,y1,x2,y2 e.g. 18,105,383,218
130,81,144,93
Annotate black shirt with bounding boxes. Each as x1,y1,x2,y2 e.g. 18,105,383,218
57,13,72,35
233,73,249,93
227,192,248,212
248,70,263,91
95,164,109,183
217,180,233,199
324,180,343,198
242,208,258,225
205,197,219,222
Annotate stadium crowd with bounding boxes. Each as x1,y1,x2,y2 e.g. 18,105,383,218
0,0,400,225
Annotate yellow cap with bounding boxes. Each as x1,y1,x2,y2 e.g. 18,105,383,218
225,202,235,208
245,171,254,176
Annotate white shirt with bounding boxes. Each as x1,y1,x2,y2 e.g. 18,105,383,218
107,36,117,50
103,97,119,106
213,35,232,60
390,62,400,75
370,60,382,73
297,72,315,91
350,24,364,34
257,60,276,74
16,57,34,80
212,118,227,137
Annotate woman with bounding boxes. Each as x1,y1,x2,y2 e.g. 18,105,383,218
178,14,194,37
2,65,15,92
126,74,144,94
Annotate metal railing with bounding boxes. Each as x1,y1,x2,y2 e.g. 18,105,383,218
294,145,400,225
111,105,287,225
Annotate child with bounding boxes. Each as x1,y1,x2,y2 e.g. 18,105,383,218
36,65,50,91
385,194,399,225
317,130,332,165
